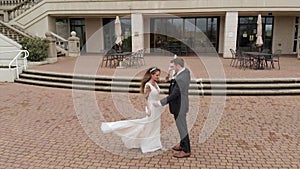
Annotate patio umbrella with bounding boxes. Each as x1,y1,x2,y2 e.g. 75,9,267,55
256,14,263,50
115,16,122,47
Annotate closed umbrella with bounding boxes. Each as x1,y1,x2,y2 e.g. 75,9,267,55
115,16,122,51
256,14,263,50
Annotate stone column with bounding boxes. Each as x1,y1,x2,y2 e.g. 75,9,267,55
3,11,9,22
68,31,80,57
45,32,57,63
131,13,144,52
223,11,238,58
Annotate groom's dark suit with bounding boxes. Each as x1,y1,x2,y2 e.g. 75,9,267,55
160,68,191,153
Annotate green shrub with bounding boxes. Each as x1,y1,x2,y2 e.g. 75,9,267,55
20,37,48,62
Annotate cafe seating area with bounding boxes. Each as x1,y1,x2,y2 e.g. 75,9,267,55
101,48,145,68
230,48,282,70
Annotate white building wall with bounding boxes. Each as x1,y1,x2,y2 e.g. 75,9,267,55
4,0,300,56
0,34,21,59
25,16,49,38
273,16,295,54
86,18,103,53
131,13,144,52
223,12,238,58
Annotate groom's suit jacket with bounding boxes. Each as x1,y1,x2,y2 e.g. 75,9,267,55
160,68,190,115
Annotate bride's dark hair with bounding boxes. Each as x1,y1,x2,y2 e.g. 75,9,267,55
140,67,161,93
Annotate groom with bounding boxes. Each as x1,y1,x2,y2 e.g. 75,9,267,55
154,57,191,158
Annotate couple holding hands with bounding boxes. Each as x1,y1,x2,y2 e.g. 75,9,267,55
101,57,191,158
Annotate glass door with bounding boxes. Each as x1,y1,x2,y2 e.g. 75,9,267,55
237,22,257,52
237,16,273,52
70,18,86,51
103,18,132,52
293,17,299,52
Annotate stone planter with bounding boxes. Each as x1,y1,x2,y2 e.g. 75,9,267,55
0,60,48,82
0,66,23,82
27,60,48,67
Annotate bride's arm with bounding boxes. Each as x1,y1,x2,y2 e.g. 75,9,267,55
143,85,151,116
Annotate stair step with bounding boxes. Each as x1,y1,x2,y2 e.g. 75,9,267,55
18,73,300,89
19,73,142,87
15,78,300,95
23,69,140,81
15,78,141,93
15,70,300,96
22,70,300,83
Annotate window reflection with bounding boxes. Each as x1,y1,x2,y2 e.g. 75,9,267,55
151,17,219,54
237,16,273,52
103,18,132,52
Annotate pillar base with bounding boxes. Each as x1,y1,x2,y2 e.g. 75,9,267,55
68,53,80,57
47,57,58,64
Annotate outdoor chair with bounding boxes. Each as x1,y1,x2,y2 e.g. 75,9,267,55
101,49,117,68
233,49,246,68
241,52,254,70
265,49,281,69
122,50,141,68
136,48,145,66
229,48,237,66
133,50,142,67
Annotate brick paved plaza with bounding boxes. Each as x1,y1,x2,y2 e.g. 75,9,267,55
0,55,300,168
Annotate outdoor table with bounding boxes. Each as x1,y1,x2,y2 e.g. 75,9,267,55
244,52,272,70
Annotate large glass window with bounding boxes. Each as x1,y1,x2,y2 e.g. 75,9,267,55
237,16,274,52
150,17,219,55
293,17,299,52
55,18,69,40
103,18,132,52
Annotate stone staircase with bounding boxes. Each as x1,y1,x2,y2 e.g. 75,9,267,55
0,0,42,40
0,1,67,56
0,20,31,42
0,21,67,56
15,69,300,95
0,0,43,21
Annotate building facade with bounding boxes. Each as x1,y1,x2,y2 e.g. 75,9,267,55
2,0,300,58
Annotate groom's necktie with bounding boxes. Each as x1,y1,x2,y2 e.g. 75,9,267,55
169,79,175,92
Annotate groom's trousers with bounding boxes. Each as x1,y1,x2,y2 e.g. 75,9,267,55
174,112,191,153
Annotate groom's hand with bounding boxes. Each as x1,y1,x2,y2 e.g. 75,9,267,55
153,101,161,107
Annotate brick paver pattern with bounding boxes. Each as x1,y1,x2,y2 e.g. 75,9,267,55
0,83,299,169
1,54,300,168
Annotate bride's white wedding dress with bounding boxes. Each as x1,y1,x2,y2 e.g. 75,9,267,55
101,82,162,153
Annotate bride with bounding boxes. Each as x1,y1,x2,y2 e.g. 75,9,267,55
101,67,163,153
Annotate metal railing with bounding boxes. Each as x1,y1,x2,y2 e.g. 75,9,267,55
0,50,29,79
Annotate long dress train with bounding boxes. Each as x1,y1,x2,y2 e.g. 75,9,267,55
101,82,162,153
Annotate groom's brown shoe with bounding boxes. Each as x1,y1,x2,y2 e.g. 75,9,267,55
172,145,182,151
173,151,191,158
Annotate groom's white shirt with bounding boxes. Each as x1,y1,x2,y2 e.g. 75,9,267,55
156,67,185,106
174,67,185,78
